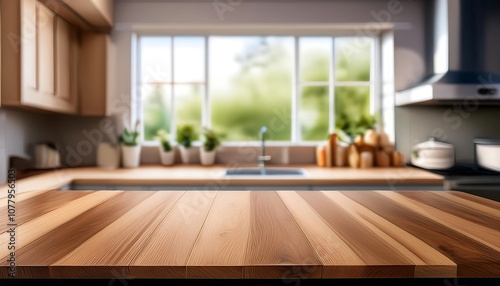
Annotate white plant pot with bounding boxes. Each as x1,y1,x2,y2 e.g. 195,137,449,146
97,143,120,169
179,146,197,164
200,148,216,166
159,146,175,165
121,144,141,168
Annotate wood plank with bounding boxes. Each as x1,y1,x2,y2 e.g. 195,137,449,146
276,191,366,278
0,189,50,207
187,191,251,278
379,191,500,252
0,191,120,259
399,191,500,232
0,190,91,233
447,191,500,210
321,191,456,278
243,191,322,279
434,191,500,219
0,191,154,278
130,190,217,278
50,191,185,278
296,191,414,278
342,191,500,277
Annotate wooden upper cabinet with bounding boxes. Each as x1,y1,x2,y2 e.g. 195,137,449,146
38,0,114,32
1,0,79,114
79,33,113,116
63,0,113,31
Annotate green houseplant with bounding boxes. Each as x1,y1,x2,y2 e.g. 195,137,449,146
118,121,141,168
156,129,175,165
200,127,221,165
177,124,198,164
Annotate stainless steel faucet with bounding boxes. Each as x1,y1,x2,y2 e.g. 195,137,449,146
258,126,271,168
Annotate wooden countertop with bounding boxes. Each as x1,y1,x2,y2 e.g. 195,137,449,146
0,189,499,279
0,165,443,198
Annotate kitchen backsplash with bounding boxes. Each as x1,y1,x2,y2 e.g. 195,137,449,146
395,105,500,163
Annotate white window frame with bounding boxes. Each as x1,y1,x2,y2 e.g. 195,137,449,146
136,33,380,145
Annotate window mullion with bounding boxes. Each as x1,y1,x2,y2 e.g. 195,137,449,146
292,36,300,143
329,37,336,134
135,34,144,142
203,36,210,129
170,37,176,143
371,36,381,121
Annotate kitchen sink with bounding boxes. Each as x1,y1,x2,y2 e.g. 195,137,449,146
224,168,307,177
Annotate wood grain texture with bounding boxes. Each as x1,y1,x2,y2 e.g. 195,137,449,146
50,191,185,278
379,191,500,252
399,191,500,232
342,191,500,277
187,191,251,278
321,191,456,278
277,191,366,278
446,191,500,210
295,191,414,278
0,189,498,279
130,191,217,278
0,191,120,259
435,191,500,219
244,191,322,279
0,190,90,233
0,191,154,278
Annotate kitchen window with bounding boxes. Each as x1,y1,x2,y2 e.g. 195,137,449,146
138,35,377,143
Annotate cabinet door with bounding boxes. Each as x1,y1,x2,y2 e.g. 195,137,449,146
37,2,55,95
56,17,70,100
55,16,78,109
20,0,77,114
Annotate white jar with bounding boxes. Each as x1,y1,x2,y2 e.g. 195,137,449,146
97,143,121,169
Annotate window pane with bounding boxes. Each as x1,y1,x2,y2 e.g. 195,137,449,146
210,36,293,141
142,84,171,141
140,37,171,83
300,37,331,82
335,86,371,136
335,37,372,82
174,37,205,83
175,84,202,133
300,86,329,141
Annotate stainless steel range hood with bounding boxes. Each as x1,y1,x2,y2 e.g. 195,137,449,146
396,0,500,106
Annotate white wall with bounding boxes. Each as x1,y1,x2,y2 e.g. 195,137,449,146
0,108,58,183
113,0,428,93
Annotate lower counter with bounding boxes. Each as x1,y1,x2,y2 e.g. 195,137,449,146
0,165,444,197
0,189,499,279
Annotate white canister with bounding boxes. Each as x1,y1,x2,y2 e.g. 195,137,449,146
97,143,121,169
411,138,455,170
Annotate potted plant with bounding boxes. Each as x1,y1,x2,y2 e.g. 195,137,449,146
200,127,221,166
156,129,175,165
118,121,141,168
177,124,198,164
